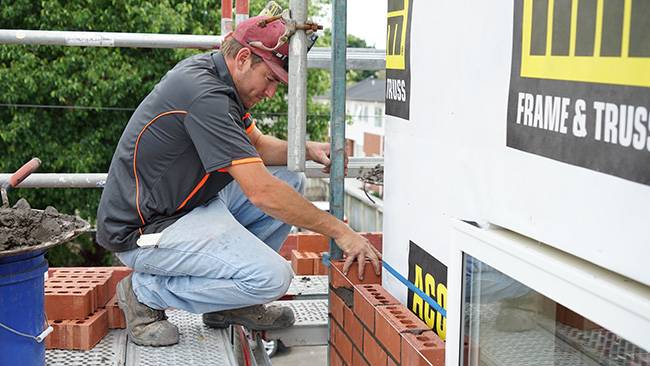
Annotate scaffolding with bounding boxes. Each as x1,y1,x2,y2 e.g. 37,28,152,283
0,2,382,365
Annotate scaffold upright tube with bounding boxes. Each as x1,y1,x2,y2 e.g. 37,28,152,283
287,0,309,172
329,0,347,261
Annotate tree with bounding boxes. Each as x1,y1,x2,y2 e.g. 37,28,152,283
0,0,370,265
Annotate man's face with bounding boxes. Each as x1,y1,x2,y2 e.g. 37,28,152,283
233,53,281,109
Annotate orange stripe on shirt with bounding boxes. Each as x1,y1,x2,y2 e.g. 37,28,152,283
133,110,188,228
176,173,211,211
217,157,263,172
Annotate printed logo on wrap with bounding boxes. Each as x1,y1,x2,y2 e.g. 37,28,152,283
385,0,413,120
407,241,447,340
507,0,650,185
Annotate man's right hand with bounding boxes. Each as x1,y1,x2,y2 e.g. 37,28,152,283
226,162,381,280
335,231,382,280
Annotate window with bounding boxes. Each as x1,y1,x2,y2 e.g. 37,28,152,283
374,106,384,127
461,255,649,366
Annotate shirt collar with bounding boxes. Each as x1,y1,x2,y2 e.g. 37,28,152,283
211,52,246,111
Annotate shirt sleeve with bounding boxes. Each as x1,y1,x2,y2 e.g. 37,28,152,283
184,91,261,173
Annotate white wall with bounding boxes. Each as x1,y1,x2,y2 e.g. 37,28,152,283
346,101,385,156
382,0,650,304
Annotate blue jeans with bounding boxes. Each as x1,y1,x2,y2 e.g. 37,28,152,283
116,167,305,313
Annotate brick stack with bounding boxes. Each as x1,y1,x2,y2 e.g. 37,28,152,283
329,261,445,366
44,267,131,350
285,232,383,276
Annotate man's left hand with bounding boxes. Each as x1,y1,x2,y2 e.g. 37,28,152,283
306,141,348,174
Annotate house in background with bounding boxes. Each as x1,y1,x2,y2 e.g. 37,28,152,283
315,76,385,157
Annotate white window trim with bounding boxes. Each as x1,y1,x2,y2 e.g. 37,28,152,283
446,220,650,366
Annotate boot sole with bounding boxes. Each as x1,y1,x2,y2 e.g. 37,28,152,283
203,314,294,331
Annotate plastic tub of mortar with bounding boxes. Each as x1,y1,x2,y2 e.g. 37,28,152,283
0,209,88,366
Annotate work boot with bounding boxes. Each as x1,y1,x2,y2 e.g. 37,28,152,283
202,304,295,330
116,274,179,346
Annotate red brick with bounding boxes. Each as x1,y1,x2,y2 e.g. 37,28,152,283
363,329,387,366
296,232,329,253
106,267,132,296
73,309,109,350
314,253,328,275
279,234,298,260
344,305,363,349
330,344,345,366
291,250,315,275
46,309,109,350
51,267,112,280
361,232,383,253
375,305,430,362
52,274,111,308
353,347,369,366
106,294,126,329
45,319,71,349
304,251,320,267
335,322,353,365
330,260,381,289
329,291,346,326
401,331,445,366
45,285,95,320
353,284,400,332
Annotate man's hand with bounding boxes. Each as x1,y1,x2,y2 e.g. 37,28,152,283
306,141,348,174
335,231,382,280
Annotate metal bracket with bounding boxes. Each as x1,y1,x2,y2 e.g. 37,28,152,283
250,9,323,53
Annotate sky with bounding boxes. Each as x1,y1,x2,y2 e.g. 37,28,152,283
318,0,387,49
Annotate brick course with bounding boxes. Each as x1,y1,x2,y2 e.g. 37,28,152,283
327,261,447,366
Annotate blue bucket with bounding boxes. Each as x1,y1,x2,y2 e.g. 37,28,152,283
0,250,49,366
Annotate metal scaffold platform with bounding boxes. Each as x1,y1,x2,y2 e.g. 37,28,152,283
45,276,329,366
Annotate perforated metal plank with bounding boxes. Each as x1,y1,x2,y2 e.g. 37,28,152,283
467,303,600,366
555,323,650,366
265,299,328,347
285,276,328,299
46,329,127,366
125,309,236,366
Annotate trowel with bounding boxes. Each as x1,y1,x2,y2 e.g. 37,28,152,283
1,158,41,208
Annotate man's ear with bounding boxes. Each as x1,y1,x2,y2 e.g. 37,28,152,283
235,47,252,70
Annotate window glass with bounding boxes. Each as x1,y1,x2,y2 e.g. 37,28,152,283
461,254,649,366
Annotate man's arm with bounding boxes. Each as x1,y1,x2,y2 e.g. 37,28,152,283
226,161,381,278
248,125,334,168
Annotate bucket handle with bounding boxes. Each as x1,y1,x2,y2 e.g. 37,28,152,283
0,320,53,343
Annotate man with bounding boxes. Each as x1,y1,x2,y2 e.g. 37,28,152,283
96,16,381,347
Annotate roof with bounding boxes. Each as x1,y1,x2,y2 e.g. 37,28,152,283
346,77,385,102
315,77,385,103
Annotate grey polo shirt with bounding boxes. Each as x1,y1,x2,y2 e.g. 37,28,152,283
96,52,261,252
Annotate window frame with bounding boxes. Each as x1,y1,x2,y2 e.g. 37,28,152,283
445,220,650,366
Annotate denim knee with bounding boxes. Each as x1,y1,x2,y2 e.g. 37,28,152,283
273,168,306,195
241,257,293,302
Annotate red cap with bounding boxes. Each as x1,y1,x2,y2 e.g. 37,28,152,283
231,16,289,84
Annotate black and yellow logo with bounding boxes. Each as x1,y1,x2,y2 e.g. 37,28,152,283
521,0,650,87
386,0,410,70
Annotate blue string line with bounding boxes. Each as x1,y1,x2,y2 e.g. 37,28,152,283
382,260,447,318
322,253,446,318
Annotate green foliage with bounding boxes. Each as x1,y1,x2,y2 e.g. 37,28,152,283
316,29,379,83
0,0,371,265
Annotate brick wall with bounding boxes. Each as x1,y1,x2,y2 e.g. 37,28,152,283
328,260,445,366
